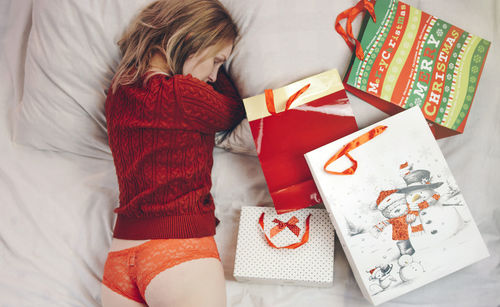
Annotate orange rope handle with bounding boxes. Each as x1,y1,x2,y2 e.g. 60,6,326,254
264,83,311,115
335,0,376,60
324,125,387,175
258,213,311,249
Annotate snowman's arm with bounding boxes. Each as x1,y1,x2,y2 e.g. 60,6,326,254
370,220,391,237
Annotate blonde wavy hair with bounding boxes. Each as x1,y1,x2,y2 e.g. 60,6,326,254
111,0,238,94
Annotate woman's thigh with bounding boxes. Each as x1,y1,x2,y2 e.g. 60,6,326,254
144,257,226,307
101,283,147,307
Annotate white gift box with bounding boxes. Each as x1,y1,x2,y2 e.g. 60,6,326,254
233,206,335,287
305,107,489,305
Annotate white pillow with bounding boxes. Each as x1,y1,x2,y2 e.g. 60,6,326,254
13,0,153,160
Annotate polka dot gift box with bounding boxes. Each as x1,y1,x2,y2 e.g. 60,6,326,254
337,0,490,139
233,206,335,287
305,107,489,305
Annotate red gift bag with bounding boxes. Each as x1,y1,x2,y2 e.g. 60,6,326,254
243,69,358,213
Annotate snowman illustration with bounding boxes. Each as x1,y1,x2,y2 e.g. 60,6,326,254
397,255,425,282
367,264,397,293
397,162,467,247
397,162,443,233
370,190,424,256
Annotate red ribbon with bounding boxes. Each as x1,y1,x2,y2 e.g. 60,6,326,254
264,83,311,115
270,216,301,238
324,125,387,175
258,213,311,249
335,0,377,60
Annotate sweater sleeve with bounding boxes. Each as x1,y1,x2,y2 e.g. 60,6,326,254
210,66,242,103
172,73,245,134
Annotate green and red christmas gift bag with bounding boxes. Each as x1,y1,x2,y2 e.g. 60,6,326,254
337,0,491,138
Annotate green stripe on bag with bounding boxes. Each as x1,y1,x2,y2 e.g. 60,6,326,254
444,35,480,128
348,0,397,89
434,30,469,125
450,39,490,130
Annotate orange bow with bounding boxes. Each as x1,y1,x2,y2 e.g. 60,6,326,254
258,213,312,249
335,0,377,60
324,125,387,175
270,216,301,238
264,83,311,115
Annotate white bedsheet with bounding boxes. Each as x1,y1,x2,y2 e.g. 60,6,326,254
1,0,499,306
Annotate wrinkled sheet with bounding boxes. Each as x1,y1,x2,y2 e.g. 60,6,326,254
0,0,499,306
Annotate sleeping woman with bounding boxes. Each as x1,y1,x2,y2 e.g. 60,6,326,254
101,0,244,306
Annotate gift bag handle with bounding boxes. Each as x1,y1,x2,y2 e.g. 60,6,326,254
258,212,312,249
324,125,387,175
264,83,311,115
335,0,377,60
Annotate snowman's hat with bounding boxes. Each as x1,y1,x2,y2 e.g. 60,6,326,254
397,169,443,194
375,189,405,210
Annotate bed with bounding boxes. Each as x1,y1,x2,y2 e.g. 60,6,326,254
1,0,498,306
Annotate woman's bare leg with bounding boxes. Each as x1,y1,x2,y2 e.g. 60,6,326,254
144,257,226,307
101,284,147,307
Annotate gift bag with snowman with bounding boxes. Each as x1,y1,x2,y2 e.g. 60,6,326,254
304,107,489,305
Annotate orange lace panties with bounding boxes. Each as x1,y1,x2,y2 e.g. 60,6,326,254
102,236,220,304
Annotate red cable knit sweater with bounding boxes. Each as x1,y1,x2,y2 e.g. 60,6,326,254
105,68,245,240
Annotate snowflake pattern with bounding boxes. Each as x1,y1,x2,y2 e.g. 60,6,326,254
472,66,479,74
445,86,450,92
416,145,435,161
449,63,454,70
447,74,452,81
436,29,444,37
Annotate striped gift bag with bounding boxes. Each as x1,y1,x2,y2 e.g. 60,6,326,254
336,0,490,138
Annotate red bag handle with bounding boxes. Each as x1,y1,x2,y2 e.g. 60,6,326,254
335,0,377,60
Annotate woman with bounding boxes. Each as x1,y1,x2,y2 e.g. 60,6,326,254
101,0,244,306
